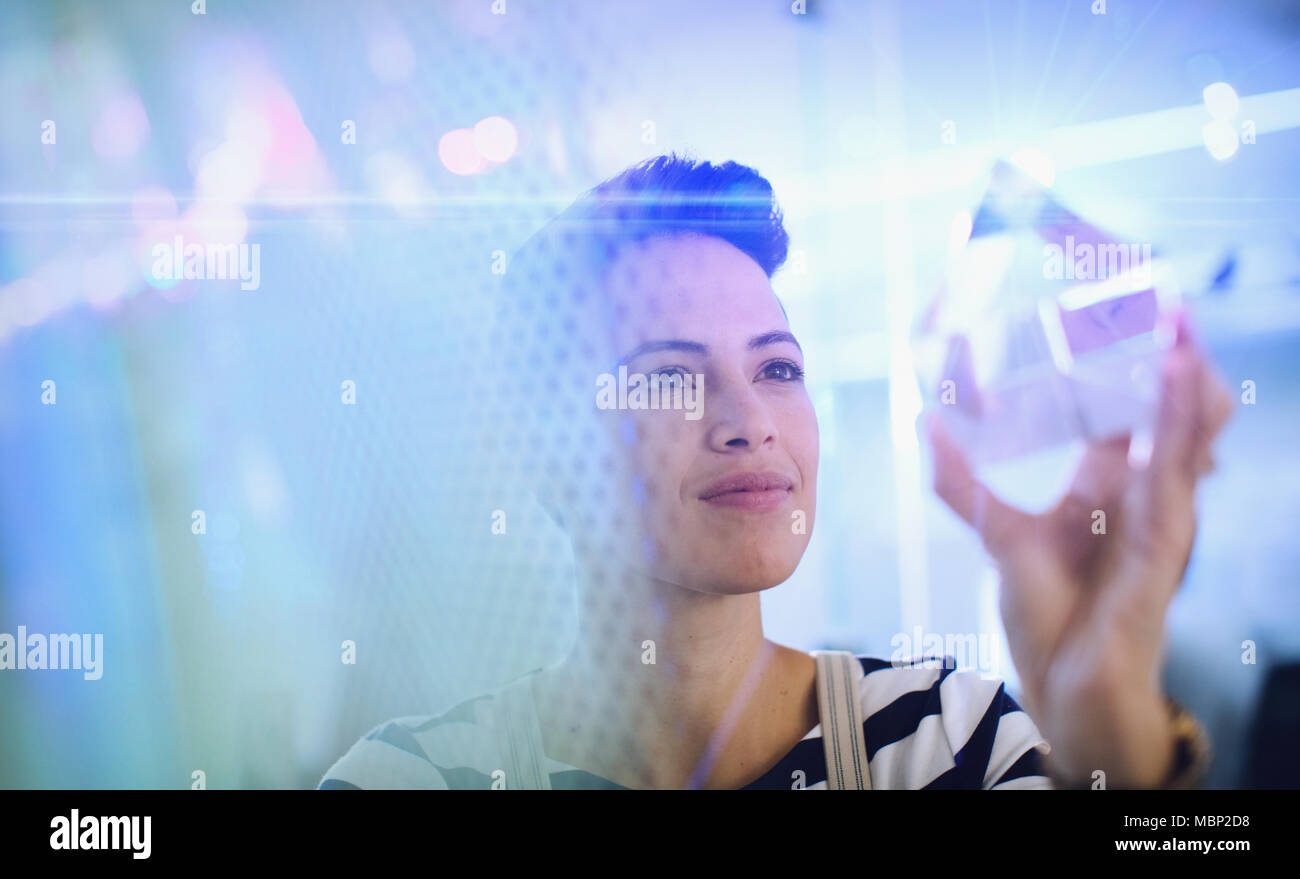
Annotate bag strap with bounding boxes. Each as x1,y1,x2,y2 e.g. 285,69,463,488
812,650,872,790
494,672,552,790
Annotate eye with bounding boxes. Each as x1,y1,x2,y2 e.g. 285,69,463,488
758,359,805,383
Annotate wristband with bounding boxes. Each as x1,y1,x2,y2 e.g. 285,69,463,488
1159,696,1213,789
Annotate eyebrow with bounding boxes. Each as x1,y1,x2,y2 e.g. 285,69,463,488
617,330,802,365
748,330,802,353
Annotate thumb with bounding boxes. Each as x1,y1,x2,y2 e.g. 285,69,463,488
1144,312,1204,521
926,414,1035,560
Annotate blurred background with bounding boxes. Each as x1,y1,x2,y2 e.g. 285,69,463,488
0,0,1296,789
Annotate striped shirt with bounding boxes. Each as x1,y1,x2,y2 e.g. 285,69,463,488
319,655,1055,789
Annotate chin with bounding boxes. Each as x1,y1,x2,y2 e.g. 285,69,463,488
702,565,798,594
687,541,806,594
641,504,814,594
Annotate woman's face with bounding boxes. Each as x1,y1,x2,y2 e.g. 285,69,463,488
600,232,819,594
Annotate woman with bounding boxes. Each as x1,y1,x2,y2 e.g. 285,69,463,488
320,154,1232,790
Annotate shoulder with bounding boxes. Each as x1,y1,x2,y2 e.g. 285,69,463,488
852,654,1054,789
318,691,504,790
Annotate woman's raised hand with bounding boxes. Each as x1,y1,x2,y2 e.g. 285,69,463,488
928,311,1234,787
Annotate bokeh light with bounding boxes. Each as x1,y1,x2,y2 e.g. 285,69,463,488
1203,81,1241,120
438,127,487,175
473,115,519,163
1203,119,1240,160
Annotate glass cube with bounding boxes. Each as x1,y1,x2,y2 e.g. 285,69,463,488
914,160,1181,469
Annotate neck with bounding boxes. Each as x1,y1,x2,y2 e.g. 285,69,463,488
533,559,814,788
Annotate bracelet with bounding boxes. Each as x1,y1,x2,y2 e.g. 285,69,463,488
1159,697,1213,789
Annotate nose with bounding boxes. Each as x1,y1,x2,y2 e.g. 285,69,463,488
705,373,778,452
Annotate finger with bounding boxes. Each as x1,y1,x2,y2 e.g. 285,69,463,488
1142,314,1204,525
1068,434,1133,507
1200,360,1234,441
926,414,1035,559
1052,435,1134,563
1195,448,1216,476
1182,319,1233,474
1178,310,1233,442
1193,365,1228,476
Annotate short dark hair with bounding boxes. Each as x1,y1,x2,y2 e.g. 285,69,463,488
495,153,791,354
552,152,790,278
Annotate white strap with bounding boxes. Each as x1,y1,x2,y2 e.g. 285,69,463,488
812,650,872,790
494,673,552,790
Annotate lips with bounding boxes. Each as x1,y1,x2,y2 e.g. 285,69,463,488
698,470,794,512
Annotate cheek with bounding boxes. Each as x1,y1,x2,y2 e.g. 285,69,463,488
782,393,821,480
619,414,701,579
789,401,820,536
624,412,696,507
